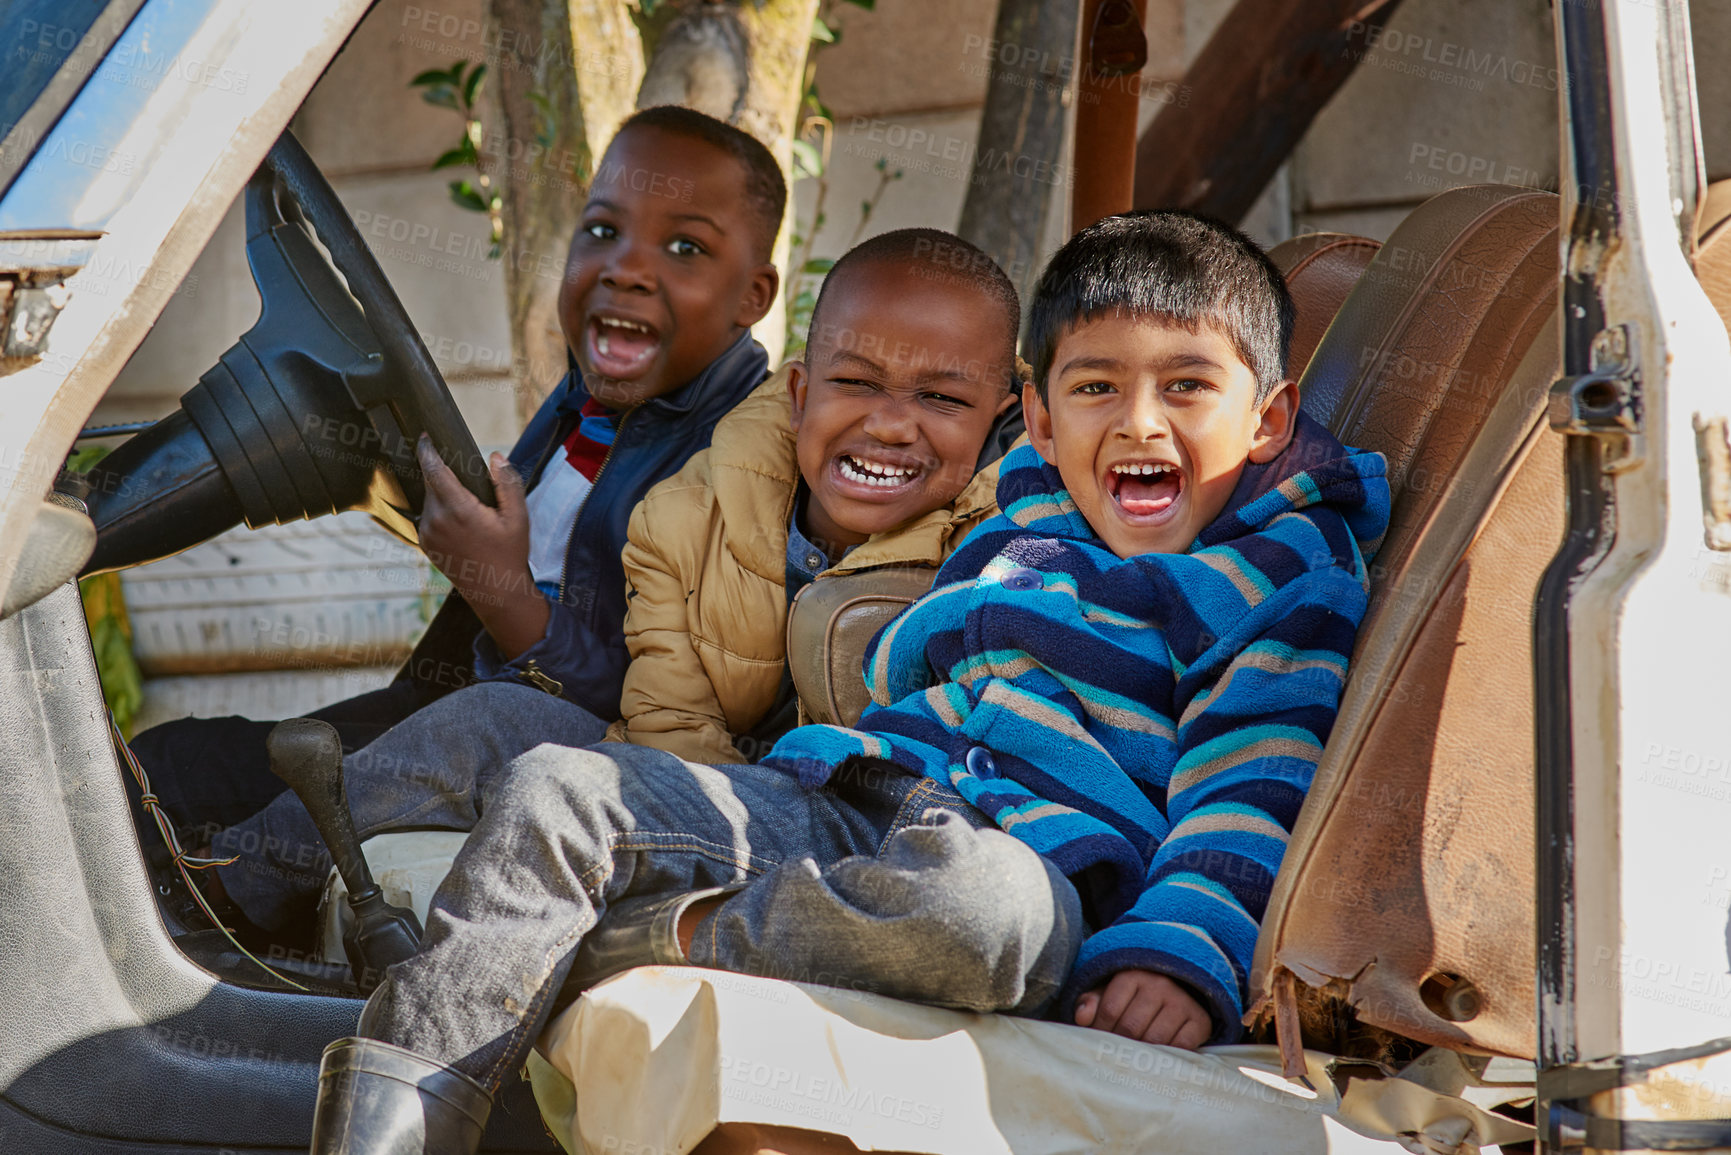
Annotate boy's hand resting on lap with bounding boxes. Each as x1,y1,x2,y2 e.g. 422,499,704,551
416,434,550,659
1075,969,1212,1049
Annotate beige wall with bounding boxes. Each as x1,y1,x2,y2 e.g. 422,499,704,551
793,0,1072,294
1290,0,1559,241
1130,0,1559,245
1157,0,1727,245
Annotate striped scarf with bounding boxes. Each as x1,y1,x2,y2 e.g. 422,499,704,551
763,413,1390,1040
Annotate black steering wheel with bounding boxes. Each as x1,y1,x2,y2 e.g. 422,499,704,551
82,130,495,572
250,130,495,520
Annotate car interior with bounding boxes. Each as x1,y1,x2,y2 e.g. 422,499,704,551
6,150,1729,1149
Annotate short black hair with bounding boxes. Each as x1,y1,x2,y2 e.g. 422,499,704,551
807,228,1020,385
613,105,787,261
1026,210,1294,403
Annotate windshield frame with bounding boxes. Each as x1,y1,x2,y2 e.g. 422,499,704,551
0,0,373,617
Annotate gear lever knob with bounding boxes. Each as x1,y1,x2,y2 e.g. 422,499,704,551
266,719,422,990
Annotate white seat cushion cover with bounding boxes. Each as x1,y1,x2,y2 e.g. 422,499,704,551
528,967,1533,1155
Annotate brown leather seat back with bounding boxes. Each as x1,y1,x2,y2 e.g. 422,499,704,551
786,566,938,728
1694,179,1731,337
1268,232,1382,380
1250,185,1562,1059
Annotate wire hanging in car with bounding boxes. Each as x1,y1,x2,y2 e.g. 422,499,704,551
107,712,309,992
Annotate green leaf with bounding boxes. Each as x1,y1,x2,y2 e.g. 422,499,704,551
410,67,453,87
844,0,874,8
810,16,836,43
463,63,486,108
433,142,477,170
801,258,836,274
873,155,887,173
65,444,110,473
78,573,141,737
449,180,489,213
420,86,460,111
790,138,823,179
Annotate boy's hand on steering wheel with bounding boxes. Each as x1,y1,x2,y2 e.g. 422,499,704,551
416,434,550,658
1074,969,1212,1050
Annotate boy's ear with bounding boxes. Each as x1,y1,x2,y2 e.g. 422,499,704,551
787,360,810,433
733,263,782,329
1248,380,1300,464
1023,381,1057,465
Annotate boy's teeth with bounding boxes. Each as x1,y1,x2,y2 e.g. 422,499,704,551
839,455,917,487
1112,462,1174,475
589,315,658,371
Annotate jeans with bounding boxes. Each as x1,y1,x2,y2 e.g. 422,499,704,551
361,741,1085,1091
127,679,430,852
211,682,608,931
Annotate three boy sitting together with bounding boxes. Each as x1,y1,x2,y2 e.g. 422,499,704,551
132,105,1390,1151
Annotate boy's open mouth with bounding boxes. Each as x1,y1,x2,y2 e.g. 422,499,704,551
832,453,923,496
1107,460,1183,519
586,314,661,378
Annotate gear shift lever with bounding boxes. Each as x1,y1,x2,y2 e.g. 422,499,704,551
266,718,422,990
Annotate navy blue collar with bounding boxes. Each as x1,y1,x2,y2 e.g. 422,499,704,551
1200,411,1345,531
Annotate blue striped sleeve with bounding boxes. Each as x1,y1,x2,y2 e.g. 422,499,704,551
1060,563,1368,1041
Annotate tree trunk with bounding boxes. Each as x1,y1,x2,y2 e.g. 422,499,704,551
955,0,1079,304
486,0,643,422
635,0,821,366
635,0,816,161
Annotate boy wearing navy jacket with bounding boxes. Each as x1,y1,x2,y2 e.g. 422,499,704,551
307,211,1391,1155
130,106,784,911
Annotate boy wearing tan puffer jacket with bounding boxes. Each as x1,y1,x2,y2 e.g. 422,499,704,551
193,230,1022,944
607,228,1022,763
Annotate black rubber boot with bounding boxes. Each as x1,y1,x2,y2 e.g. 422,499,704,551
310,1036,490,1155
566,885,741,992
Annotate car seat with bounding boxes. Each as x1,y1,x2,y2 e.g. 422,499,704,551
1250,183,1561,1062
1691,178,1731,335
1272,231,1384,381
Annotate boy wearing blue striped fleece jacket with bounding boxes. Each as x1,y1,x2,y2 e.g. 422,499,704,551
761,209,1390,1048
317,212,1388,1149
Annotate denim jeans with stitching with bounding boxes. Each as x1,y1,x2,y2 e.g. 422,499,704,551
359,738,1085,1090
211,682,609,930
